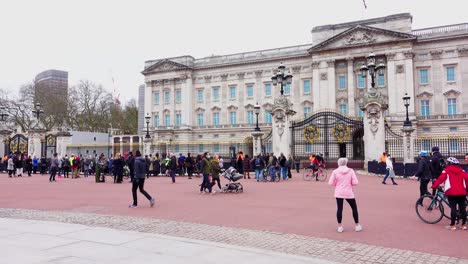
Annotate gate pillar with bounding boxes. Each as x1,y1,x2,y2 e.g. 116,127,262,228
361,100,387,167
28,129,45,157
271,96,296,157
251,131,263,157
402,126,415,164
56,131,72,158
0,130,10,156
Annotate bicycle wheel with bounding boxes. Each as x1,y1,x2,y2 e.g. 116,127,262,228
317,169,328,182
415,195,444,224
303,168,313,181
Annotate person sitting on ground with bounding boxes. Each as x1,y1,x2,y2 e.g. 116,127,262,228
431,157,468,231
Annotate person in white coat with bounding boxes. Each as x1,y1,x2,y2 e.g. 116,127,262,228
382,154,398,185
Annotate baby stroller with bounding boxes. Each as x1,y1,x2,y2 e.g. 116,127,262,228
221,167,244,193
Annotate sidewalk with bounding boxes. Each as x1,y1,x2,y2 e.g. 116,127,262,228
0,218,332,264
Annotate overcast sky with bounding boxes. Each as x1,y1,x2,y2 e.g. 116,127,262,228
1,0,467,103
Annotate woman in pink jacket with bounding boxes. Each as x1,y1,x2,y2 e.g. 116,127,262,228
328,158,362,233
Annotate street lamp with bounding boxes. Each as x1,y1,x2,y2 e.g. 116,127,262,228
0,106,8,122
32,102,44,119
145,113,151,139
271,63,293,96
403,93,412,128
254,103,261,132
359,53,386,97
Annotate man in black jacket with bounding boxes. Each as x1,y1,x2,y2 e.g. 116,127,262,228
129,150,154,208
127,152,135,182
169,153,177,183
429,146,444,179
412,151,432,197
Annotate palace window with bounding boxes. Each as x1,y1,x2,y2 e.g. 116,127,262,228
377,73,385,87
164,91,170,105
213,113,220,126
213,144,220,153
304,107,311,118
197,113,203,126
284,83,291,95
154,92,159,105
230,111,237,125
422,140,430,151
176,114,181,126
357,75,366,89
165,114,171,126
265,112,272,124
339,104,348,115
357,103,363,118
419,69,428,84
176,90,181,103
420,100,430,116
338,76,346,90
450,139,459,152
303,80,310,94
154,115,159,128
448,98,457,115
247,111,254,124
229,86,236,99
447,66,455,82
246,84,254,98
197,90,204,102
265,83,272,96
213,87,220,101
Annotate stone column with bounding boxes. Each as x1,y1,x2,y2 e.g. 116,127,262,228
403,51,416,115
362,99,388,167
251,131,264,157
143,137,152,156
347,58,356,115
312,62,321,109
271,96,296,157
402,126,415,164
28,129,46,157
385,53,397,115
0,130,10,156
327,60,336,109
181,75,193,128
56,131,72,158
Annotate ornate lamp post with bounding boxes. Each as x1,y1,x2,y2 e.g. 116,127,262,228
271,64,293,96
254,103,261,132
402,93,412,128
359,53,386,97
144,113,151,139
32,102,44,119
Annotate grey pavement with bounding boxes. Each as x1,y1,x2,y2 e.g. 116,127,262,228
0,218,332,264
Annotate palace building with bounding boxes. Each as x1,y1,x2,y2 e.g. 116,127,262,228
141,13,468,160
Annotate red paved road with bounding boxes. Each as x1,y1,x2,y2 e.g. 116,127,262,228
1,172,467,258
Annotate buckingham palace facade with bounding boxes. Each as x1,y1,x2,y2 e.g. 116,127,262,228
141,13,468,159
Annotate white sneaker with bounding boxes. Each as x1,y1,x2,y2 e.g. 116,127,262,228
355,225,362,232
211,191,216,195
337,226,344,233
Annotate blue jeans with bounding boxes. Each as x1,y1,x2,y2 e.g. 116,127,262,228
170,170,176,183
383,169,396,184
281,166,288,180
255,169,264,181
269,166,275,181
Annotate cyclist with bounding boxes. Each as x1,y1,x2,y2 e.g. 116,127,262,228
311,153,326,181
431,157,468,230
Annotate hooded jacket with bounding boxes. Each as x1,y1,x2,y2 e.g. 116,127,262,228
415,157,431,180
134,156,147,179
328,166,359,199
432,165,468,196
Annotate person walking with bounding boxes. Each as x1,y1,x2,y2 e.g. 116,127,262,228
32,156,39,174
429,146,444,180
185,153,194,179
287,154,293,179
236,152,244,175
328,158,362,233
126,152,135,182
200,152,214,194
129,150,155,208
25,156,33,177
431,157,468,230
15,154,23,177
211,155,222,190
278,153,288,181
294,156,300,173
62,155,70,178
242,154,251,179
178,153,186,176
169,153,177,183
412,151,432,197
382,154,398,185
49,153,59,182
7,155,14,177
154,153,161,176
252,154,266,182
113,153,124,183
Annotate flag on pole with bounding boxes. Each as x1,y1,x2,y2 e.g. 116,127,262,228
363,0,367,9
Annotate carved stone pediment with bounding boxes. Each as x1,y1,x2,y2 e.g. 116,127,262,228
301,100,313,106
309,25,416,52
227,105,238,111
443,89,461,96
416,91,434,98
195,107,205,113
142,60,192,74
211,106,221,112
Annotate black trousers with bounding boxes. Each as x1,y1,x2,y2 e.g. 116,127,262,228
211,178,221,189
336,198,359,224
49,167,57,181
200,173,212,193
420,179,431,197
447,195,467,226
132,178,152,206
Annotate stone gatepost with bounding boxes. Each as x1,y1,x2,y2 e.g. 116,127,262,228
0,130,10,156
56,131,72,158
402,126,415,164
251,131,263,157
28,129,46,157
361,98,387,167
271,96,296,157
143,137,152,156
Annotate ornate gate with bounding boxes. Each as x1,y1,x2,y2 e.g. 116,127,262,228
7,134,28,155
385,123,404,161
43,134,57,158
291,110,364,167
260,130,272,154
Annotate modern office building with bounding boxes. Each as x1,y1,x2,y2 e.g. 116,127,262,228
141,13,468,159
35,69,68,122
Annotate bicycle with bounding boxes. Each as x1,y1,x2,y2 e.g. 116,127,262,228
415,186,468,224
263,166,280,182
303,165,327,182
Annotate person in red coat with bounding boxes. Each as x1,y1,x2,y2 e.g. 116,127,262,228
431,157,468,230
